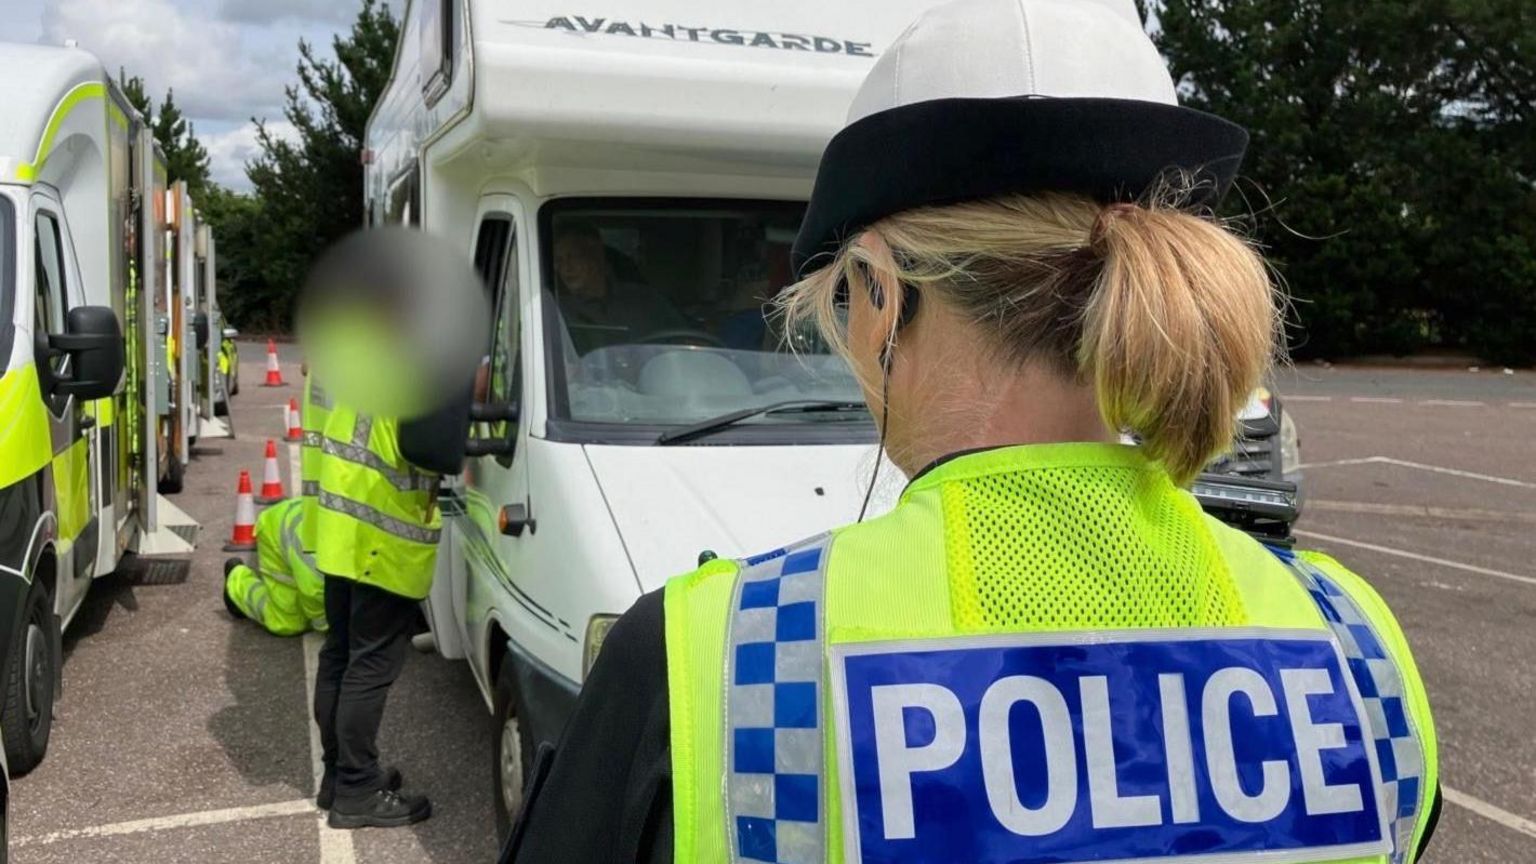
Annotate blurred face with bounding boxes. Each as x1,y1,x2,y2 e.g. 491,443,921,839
554,233,608,299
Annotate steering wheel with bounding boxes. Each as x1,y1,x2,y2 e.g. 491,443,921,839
635,329,728,349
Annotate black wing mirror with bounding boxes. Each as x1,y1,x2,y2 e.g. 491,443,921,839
45,306,124,400
464,401,518,457
192,312,210,350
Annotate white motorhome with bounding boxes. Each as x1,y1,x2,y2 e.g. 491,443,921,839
366,0,943,832
365,0,1305,836
0,42,204,775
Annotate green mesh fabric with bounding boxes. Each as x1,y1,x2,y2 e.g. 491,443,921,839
941,463,1246,631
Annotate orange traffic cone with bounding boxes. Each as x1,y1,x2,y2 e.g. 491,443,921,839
256,439,286,504
262,339,285,387
285,399,302,442
222,471,258,551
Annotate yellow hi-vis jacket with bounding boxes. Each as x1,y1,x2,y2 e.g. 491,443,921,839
226,498,327,635
299,373,332,553
664,443,1437,864
314,401,441,599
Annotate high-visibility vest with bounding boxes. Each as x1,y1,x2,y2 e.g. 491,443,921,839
314,401,441,600
230,499,328,634
299,373,333,553
665,443,1437,864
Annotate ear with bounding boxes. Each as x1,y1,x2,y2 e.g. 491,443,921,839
854,232,906,334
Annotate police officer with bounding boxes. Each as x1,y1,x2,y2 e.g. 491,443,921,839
311,395,441,828
506,0,1439,862
222,498,327,636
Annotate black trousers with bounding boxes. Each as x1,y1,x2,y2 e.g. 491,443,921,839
314,575,418,800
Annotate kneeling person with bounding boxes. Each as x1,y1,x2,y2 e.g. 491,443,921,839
224,499,327,636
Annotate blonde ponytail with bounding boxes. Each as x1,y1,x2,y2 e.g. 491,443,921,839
1081,203,1278,484
779,191,1281,485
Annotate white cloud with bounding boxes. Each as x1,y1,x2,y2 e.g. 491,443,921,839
42,0,295,123
201,120,298,193
218,0,356,25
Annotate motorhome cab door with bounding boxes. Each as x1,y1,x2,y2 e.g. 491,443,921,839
451,195,545,689
29,188,97,612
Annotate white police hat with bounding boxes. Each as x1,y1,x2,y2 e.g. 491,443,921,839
792,0,1249,276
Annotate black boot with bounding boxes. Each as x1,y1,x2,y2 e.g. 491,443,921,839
327,788,431,829
318,766,402,811
222,559,246,620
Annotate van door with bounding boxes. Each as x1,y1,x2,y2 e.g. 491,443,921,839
30,191,96,614
456,197,542,690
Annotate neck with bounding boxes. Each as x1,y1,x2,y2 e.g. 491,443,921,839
887,357,1114,477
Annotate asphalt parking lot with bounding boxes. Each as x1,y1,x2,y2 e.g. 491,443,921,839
7,347,1535,863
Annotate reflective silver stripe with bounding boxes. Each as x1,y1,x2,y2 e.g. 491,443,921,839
280,507,319,574
245,581,268,621
261,568,297,587
724,536,831,864
352,413,373,447
318,489,441,545
302,431,323,448
309,381,332,409
301,480,320,497
320,437,434,493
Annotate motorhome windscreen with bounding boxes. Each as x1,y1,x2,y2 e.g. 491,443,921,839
0,194,14,373
541,200,872,442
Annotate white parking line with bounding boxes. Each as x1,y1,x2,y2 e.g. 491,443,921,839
1349,396,1403,404
1294,455,1536,490
1295,529,1536,588
1284,394,1334,402
13,799,316,847
1419,399,1485,407
1293,456,1389,471
1370,457,1536,490
1510,402,1536,410
1306,500,1536,525
1444,786,1536,841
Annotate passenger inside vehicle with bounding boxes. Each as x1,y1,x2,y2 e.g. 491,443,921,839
552,222,686,354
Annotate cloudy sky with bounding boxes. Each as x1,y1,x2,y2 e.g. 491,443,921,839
5,0,398,191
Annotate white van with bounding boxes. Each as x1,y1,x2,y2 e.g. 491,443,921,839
364,0,1302,835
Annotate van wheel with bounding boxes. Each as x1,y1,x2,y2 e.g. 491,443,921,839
3,577,58,776
491,657,534,843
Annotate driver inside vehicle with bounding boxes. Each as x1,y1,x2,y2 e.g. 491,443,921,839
552,221,688,353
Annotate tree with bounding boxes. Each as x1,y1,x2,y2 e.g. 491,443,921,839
1154,0,1536,363
238,0,399,331
118,70,213,201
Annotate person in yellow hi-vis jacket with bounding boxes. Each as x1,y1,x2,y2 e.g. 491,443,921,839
503,1,1439,862
222,499,326,636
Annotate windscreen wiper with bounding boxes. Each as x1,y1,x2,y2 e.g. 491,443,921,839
657,400,869,446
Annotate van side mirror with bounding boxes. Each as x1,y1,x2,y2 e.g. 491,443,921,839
192,312,210,350
399,384,473,475
464,401,519,457
47,306,124,400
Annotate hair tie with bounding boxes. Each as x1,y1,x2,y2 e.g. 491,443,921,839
1089,203,1140,248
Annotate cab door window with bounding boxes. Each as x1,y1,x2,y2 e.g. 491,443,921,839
471,215,521,464
34,210,70,413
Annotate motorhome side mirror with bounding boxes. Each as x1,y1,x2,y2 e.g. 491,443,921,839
399,384,474,475
469,401,519,423
192,312,210,350
49,306,124,400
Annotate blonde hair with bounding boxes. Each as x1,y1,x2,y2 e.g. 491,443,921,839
779,190,1281,485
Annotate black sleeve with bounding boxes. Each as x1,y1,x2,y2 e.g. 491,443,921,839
505,588,674,864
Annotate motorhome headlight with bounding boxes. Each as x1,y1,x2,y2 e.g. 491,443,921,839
1280,410,1301,475
583,614,621,679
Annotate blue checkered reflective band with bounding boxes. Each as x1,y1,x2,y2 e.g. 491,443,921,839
829,630,1390,864
725,536,832,864
1271,547,1427,864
